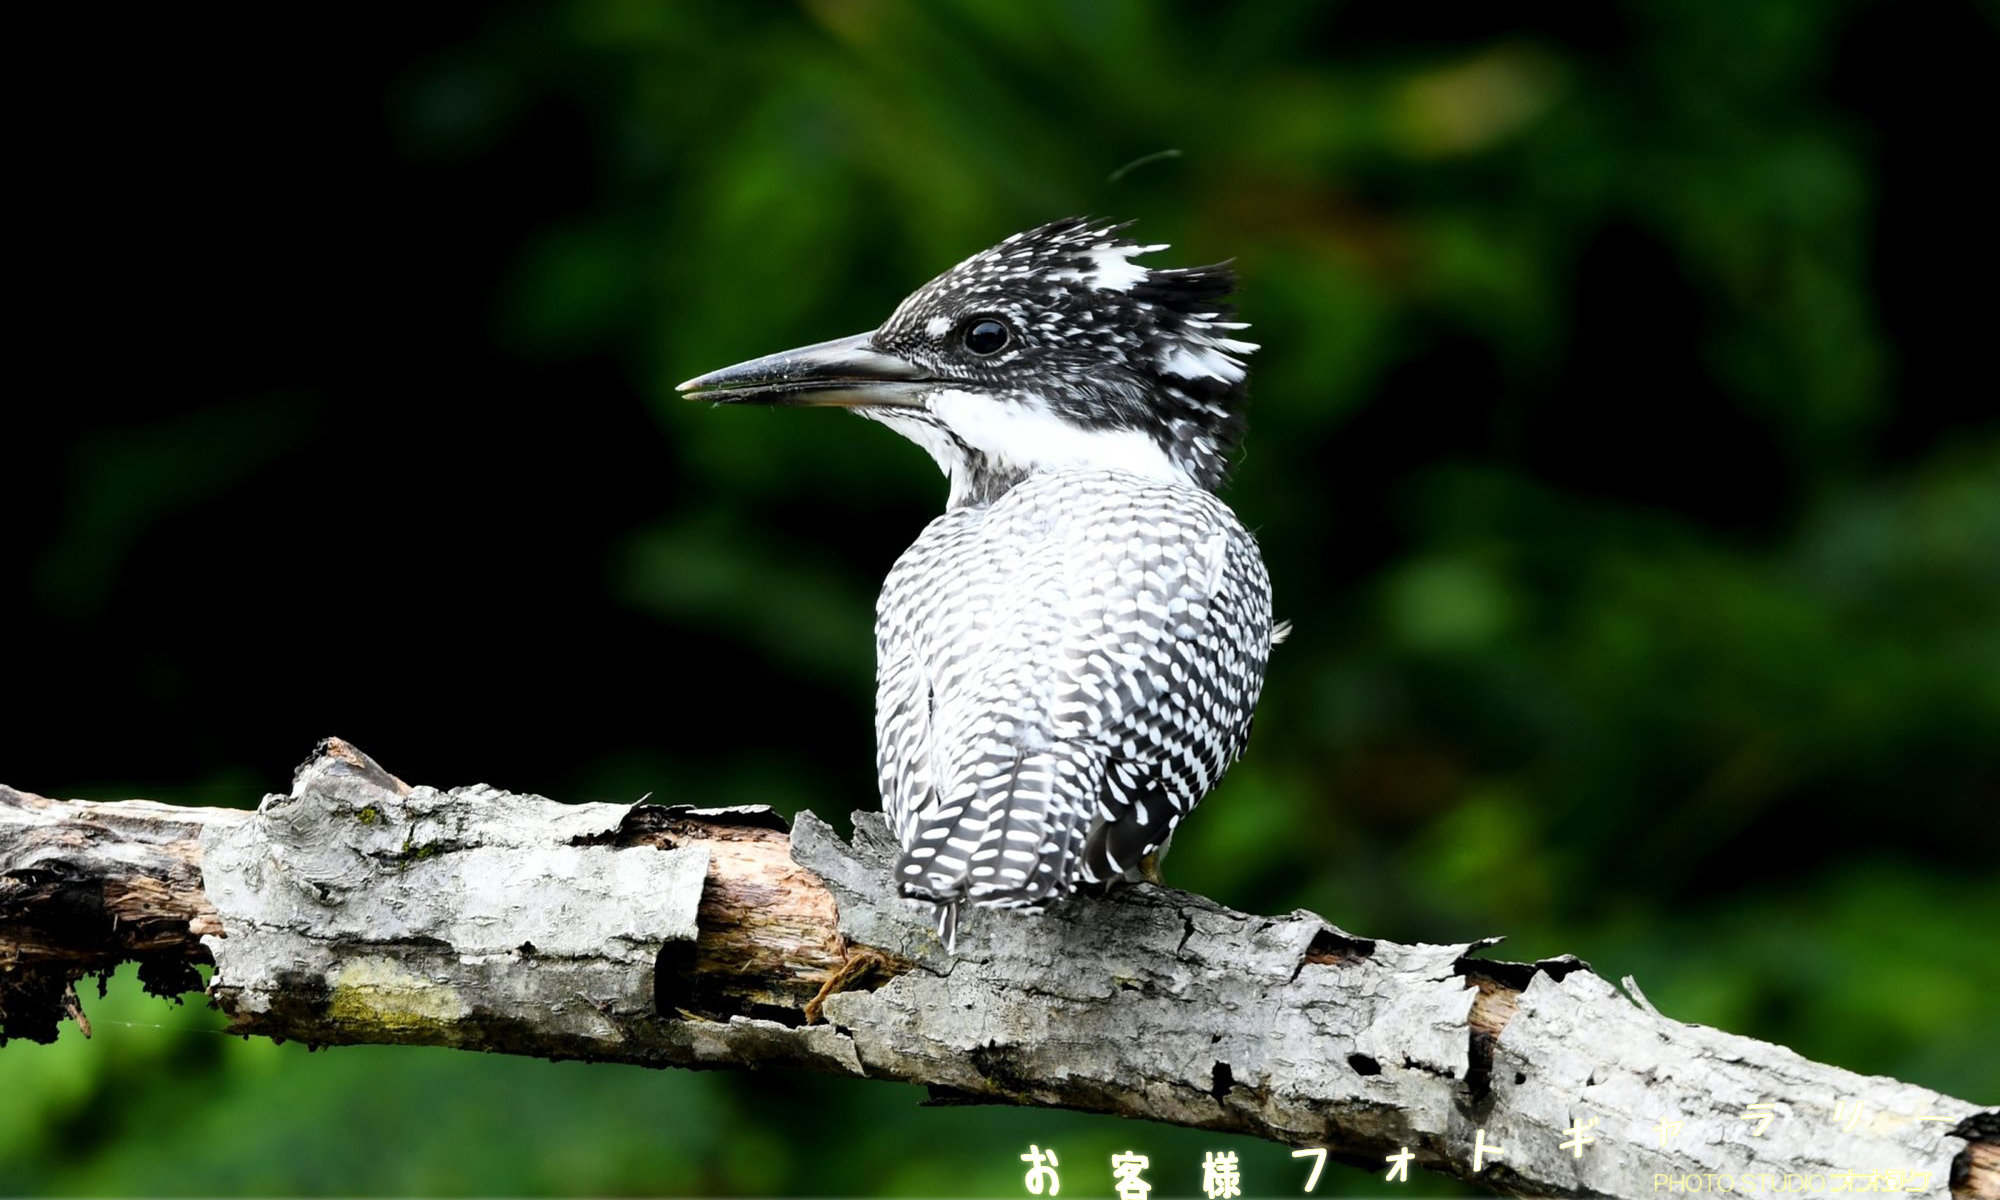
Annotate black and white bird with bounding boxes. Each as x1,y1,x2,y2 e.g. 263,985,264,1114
680,218,1280,950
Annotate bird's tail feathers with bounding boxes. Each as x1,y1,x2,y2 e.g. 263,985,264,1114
894,748,1098,921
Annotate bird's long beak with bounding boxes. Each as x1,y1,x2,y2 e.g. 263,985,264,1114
676,331,931,408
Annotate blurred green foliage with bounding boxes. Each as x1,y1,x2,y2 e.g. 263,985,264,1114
10,0,1997,1195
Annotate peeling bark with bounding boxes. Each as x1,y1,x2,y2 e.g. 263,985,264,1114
2,739,1992,1200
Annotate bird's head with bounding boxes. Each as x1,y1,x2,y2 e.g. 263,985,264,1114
678,218,1257,508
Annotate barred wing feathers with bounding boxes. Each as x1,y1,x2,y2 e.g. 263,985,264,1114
873,469,1273,927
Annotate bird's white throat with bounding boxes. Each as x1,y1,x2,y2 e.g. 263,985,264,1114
870,388,1192,509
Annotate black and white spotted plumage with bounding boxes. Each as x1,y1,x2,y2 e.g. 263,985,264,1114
681,218,1280,950
877,472,1272,926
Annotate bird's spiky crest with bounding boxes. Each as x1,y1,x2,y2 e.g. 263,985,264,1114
872,218,1258,491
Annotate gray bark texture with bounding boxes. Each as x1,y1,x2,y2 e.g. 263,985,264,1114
3,739,1993,1200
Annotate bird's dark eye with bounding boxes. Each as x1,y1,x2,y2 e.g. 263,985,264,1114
962,318,1010,356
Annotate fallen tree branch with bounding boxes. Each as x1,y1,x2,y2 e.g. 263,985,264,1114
3,739,1992,1199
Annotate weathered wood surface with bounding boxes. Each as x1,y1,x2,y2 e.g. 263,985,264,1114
2,740,1992,1199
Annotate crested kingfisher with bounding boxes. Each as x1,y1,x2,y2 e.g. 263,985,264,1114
680,218,1279,950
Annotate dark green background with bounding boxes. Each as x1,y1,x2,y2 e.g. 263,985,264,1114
7,1,1996,1195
